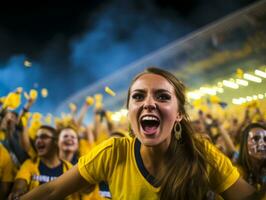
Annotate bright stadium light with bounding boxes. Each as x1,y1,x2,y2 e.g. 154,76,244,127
255,69,266,78
243,73,262,83
200,87,217,95
187,91,202,100
258,94,264,99
232,98,241,105
222,80,239,89
246,96,252,102
252,95,258,100
236,79,248,86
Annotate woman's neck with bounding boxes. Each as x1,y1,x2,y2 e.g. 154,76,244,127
140,143,169,177
250,157,265,175
59,150,75,162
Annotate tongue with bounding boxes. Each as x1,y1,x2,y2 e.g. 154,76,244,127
144,126,157,135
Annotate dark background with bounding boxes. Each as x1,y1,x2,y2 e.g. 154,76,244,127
0,0,259,114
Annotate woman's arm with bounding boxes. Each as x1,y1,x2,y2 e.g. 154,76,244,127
217,122,236,153
20,165,89,200
221,177,259,200
8,179,28,200
19,121,32,156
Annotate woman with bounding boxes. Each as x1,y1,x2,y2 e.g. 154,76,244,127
20,67,256,200
58,127,79,165
237,123,266,191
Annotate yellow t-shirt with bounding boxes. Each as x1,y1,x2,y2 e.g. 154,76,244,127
197,138,240,193
0,130,5,141
79,139,95,157
78,137,239,199
0,144,17,182
16,158,79,200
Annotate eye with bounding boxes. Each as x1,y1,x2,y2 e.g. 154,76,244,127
253,135,260,142
156,93,171,101
132,93,144,101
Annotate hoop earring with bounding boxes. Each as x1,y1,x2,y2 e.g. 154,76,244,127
174,122,182,140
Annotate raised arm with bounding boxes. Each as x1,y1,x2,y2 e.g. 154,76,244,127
76,103,89,126
18,98,35,123
20,165,89,200
19,120,36,159
216,121,236,154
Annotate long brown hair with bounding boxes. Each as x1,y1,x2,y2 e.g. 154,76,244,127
126,67,209,199
238,123,266,175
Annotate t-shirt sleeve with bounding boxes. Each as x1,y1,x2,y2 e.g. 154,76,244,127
1,146,16,182
201,139,240,193
78,138,115,184
15,160,34,185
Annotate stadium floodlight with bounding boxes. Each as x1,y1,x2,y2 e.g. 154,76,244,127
255,69,266,78
222,80,239,89
236,79,248,86
243,73,262,83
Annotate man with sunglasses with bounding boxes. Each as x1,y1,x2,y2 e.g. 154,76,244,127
8,125,79,200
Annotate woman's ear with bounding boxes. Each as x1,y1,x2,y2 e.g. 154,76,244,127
176,112,183,122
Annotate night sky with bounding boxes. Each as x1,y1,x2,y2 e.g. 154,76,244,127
0,0,258,114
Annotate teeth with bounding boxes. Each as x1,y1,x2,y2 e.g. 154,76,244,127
142,116,158,121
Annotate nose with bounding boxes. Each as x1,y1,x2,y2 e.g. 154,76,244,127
258,136,266,145
143,96,156,111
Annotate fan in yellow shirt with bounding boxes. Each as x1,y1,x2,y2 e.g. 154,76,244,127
0,143,17,200
78,136,241,199
9,125,80,200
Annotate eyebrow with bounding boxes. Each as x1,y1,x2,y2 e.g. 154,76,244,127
131,89,172,93
131,89,146,93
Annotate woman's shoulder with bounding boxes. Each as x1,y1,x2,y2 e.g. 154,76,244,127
104,136,134,154
18,158,39,173
193,133,215,152
81,137,133,159
193,134,231,167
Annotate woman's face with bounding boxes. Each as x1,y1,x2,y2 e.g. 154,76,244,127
247,127,266,160
58,128,79,152
1,111,17,132
128,73,182,147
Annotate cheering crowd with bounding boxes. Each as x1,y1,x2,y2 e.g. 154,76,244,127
0,67,265,200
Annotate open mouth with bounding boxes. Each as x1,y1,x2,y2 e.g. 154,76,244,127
36,145,46,151
257,146,266,152
140,115,160,135
64,141,74,146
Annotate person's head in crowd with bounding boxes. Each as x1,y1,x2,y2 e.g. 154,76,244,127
191,119,205,134
238,122,266,189
35,125,59,158
238,123,266,171
0,110,18,135
58,127,79,153
126,67,209,199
